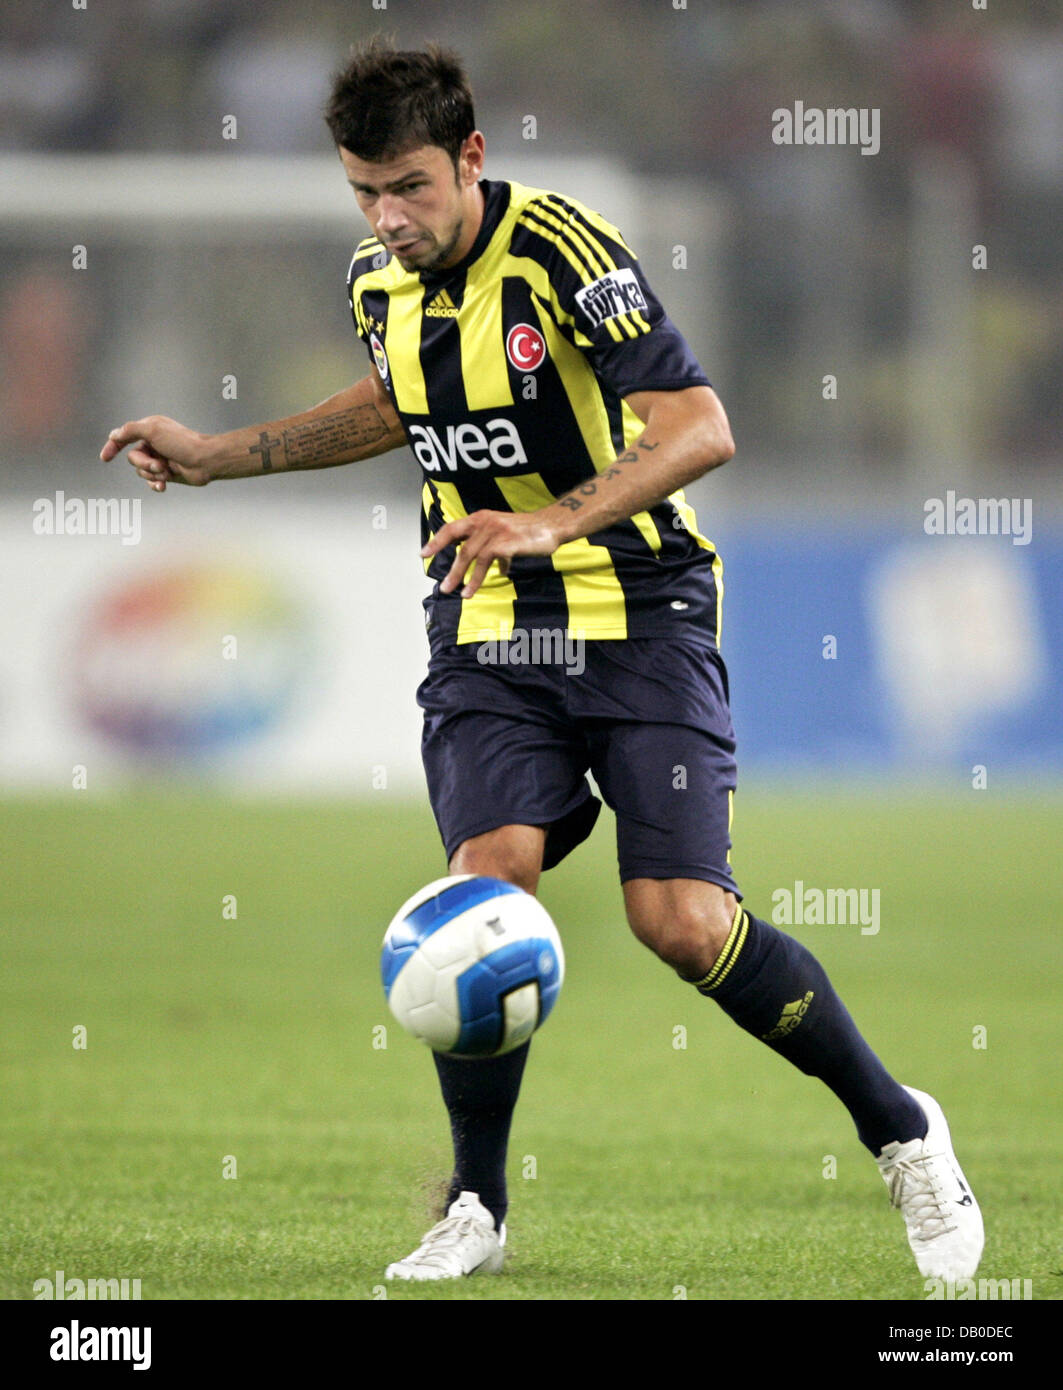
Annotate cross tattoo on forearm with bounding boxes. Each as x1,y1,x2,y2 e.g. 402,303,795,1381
249,430,281,472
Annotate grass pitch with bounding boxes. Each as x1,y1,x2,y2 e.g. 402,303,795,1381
2,787,1060,1301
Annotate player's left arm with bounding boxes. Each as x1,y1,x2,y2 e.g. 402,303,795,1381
422,384,734,598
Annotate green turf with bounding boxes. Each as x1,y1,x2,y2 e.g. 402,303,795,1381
2,787,1061,1301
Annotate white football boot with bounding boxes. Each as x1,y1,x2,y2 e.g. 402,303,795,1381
385,1191,506,1281
877,1086,984,1280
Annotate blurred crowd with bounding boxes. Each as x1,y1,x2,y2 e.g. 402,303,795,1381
1,0,1060,490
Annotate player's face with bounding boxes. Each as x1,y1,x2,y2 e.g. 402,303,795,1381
339,136,485,274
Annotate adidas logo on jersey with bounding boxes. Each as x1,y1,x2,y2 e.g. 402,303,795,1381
425,288,459,318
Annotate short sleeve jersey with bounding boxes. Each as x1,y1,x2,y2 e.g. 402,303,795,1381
347,178,723,648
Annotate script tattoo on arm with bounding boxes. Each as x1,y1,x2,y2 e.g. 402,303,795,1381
282,404,393,468
245,404,394,473
556,438,658,512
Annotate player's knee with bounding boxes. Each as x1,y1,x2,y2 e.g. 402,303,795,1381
634,910,719,977
627,894,737,979
450,850,538,896
448,828,543,897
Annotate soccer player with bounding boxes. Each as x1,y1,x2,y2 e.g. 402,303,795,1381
102,39,983,1287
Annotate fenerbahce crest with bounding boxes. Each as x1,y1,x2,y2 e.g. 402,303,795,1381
370,332,389,381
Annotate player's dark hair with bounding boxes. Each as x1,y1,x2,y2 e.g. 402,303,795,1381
324,37,475,170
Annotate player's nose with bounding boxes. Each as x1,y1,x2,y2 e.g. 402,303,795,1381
375,195,411,240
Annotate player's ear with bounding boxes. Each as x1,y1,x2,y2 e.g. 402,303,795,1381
458,131,485,185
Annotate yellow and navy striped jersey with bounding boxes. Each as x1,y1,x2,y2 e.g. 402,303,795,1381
347,178,723,647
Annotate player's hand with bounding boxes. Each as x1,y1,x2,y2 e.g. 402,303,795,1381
421,509,562,598
100,415,214,492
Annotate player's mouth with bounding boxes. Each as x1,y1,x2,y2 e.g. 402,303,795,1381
388,237,427,256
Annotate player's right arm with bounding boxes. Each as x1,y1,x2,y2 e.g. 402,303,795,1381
101,365,407,492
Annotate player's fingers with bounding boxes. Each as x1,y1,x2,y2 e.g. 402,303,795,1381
440,546,474,594
128,444,166,466
460,554,496,599
421,527,448,559
100,419,154,462
133,458,165,484
130,463,167,492
131,461,170,485
130,445,174,487
100,431,127,462
421,517,471,559
438,527,489,593
453,529,505,597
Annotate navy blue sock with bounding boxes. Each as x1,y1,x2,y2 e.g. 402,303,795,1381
433,1041,530,1230
692,908,927,1154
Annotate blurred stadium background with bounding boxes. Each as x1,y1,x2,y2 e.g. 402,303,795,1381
2,0,1062,1304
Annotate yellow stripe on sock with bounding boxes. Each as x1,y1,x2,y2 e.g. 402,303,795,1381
692,904,748,993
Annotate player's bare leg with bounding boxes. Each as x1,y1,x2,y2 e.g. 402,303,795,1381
448,823,545,895
623,876,983,1279
387,824,545,1280
623,877,738,979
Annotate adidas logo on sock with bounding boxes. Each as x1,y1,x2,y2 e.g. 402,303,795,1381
762,990,815,1042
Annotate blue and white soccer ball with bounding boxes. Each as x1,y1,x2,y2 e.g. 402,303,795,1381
381,875,565,1058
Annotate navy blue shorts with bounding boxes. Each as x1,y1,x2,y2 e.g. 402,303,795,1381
416,634,741,895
